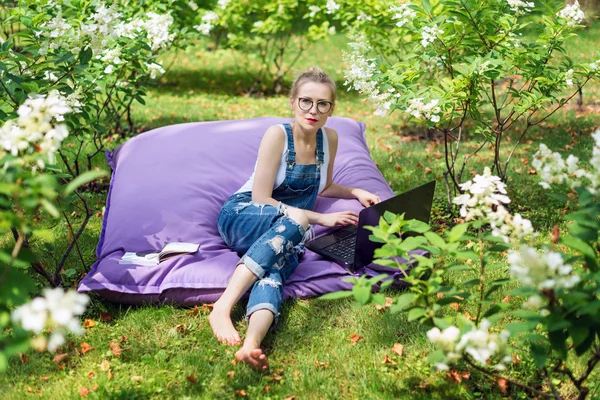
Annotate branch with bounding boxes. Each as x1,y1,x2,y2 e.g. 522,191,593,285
459,0,490,49
457,138,488,183
543,367,562,400
465,358,553,399
531,76,593,126
0,76,18,106
54,192,92,285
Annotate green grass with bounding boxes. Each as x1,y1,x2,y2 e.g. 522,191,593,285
3,22,600,399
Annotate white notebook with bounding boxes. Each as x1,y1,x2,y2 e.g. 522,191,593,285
119,242,200,266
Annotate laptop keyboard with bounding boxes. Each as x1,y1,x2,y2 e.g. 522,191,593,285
324,235,356,262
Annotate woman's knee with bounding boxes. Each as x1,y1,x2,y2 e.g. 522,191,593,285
286,208,309,230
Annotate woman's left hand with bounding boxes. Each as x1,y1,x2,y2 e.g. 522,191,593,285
352,188,381,207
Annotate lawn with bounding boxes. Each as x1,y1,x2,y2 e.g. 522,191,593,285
3,23,600,399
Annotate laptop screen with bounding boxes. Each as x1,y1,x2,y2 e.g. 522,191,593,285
354,180,436,269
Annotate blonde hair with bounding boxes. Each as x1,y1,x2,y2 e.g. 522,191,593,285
290,66,337,104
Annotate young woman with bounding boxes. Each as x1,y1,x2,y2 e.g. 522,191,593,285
211,67,380,370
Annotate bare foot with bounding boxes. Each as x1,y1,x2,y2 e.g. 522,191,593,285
209,305,242,346
235,347,269,371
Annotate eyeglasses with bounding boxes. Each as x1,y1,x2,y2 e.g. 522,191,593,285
297,97,333,114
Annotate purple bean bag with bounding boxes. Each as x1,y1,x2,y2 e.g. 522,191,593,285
78,116,408,305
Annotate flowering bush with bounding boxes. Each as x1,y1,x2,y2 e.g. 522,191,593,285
0,1,184,288
0,0,186,371
193,0,343,94
334,128,600,398
0,92,97,372
343,0,600,201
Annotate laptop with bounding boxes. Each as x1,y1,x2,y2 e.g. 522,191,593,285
306,181,436,271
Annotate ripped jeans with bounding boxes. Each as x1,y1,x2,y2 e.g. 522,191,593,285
217,192,313,322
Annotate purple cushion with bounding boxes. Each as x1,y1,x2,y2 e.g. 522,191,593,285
78,116,404,305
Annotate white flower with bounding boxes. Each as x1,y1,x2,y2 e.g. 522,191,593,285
308,5,321,17
452,167,534,242
218,0,231,9
357,11,372,21
428,321,511,370
98,47,124,65
532,142,590,190
203,11,219,22
427,326,460,352
11,288,89,352
508,246,581,290
590,60,600,70
195,22,213,35
195,11,219,35
326,0,340,14
374,101,392,116
405,98,442,123
0,91,71,164
142,12,175,51
565,68,574,86
343,33,396,117
587,129,600,193
146,62,165,79
421,25,443,47
188,0,198,11
506,0,535,14
43,70,58,81
253,20,264,29
64,88,84,113
522,295,544,310
557,1,585,26
390,3,416,28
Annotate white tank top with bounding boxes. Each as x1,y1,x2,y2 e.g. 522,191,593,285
235,124,330,195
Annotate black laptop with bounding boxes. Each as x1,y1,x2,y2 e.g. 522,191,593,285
306,181,436,271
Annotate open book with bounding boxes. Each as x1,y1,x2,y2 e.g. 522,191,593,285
119,242,200,266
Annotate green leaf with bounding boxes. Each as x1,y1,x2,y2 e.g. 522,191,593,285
454,251,478,260
135,95,146,105
574,329,595,356
530,341,547,368
404,219,430,233
547,320,572,332
488,244,510,252
505,322,536,335
560,236,596,261
64,170,108,196
79,47,93,65
433,317,452,329
353,286,372,305
0,268,36,306
424,231,446,249
446,264,472,272
568,325,588,348
447,223,469,242
394,293,417,311
40,198,60,218
483,304,503,318
548,329,568,360
407,307,427,321
318,291,353,300
427,348,445,364
461,278,481,287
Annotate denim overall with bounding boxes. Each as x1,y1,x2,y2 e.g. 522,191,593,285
217,124,324,322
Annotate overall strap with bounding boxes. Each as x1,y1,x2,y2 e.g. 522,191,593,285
284,123,296,170
316,128,325,171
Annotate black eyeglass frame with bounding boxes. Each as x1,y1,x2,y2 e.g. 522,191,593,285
297,97,334,114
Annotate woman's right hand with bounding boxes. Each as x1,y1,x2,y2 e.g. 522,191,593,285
318,211,359,227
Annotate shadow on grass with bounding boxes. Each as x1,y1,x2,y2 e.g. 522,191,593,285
155,66,364,101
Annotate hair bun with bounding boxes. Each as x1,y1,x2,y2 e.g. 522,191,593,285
289,66,337,103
